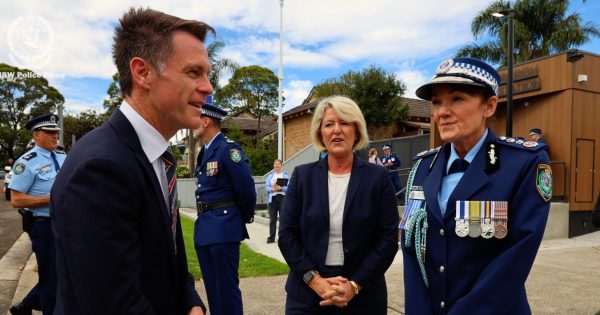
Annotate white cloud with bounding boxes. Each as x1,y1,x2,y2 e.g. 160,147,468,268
394,60,430,99
63,100,102,115
283,80,312,110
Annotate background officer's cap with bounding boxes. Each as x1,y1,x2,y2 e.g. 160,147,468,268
25,114,61,131
416,57,500,100
382,144,391,150
201,95,228,121
529,128,542,135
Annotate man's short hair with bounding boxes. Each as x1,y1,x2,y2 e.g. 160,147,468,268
112,7,215,97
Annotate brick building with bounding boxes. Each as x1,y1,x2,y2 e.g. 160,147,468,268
283,90,430,160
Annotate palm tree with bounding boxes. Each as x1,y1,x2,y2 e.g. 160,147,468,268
207,40,239,93
457,0,600,65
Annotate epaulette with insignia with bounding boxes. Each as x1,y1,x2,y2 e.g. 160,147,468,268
224,136,236,144
22,152,37,160
412,146,441,161
495,136,546,151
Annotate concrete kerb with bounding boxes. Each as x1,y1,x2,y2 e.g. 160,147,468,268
6,211,600,315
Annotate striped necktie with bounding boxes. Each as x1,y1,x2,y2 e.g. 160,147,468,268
161,149,178,253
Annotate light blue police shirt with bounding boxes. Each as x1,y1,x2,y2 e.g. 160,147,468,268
8,145,66,217
438,129,488,215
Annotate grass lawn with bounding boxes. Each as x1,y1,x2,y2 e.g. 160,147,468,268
180,215,289,280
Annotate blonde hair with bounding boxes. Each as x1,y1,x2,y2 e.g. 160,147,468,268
310,96,369,152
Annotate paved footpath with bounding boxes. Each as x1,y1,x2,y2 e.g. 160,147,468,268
4,208,600,315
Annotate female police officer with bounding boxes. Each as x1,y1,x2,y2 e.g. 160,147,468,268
401,57,551,314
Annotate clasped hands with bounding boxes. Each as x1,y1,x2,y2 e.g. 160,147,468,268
309,274,358,308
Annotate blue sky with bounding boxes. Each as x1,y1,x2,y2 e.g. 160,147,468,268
1,0,599,116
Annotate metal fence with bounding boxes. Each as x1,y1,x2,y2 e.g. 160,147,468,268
177,176,269,209
177,134,431,208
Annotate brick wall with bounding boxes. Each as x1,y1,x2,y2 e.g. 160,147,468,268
285,114,313,160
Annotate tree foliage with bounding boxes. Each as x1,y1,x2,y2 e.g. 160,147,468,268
313,65,409,133
103,73,122,116
207,40,239,93
62,110,108,151
223,120,276,176
216,66,279,136
0,63,65,159
457,0,600,65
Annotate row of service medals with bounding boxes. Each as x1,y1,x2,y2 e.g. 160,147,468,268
455,200,507,239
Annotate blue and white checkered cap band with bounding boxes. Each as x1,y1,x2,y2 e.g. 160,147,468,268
201,108,224,120
432,58,499,95
33,121,60,130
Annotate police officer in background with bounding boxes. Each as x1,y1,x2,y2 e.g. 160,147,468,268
529,128,550,156
193,100,256,315
381,144,403,199
9,114,65,315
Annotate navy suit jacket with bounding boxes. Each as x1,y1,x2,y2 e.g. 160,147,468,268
51,109,204,315
278,156,399,307
402,130,551,315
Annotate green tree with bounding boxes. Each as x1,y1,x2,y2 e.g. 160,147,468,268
457,0,600,65
103,73,122,116
0,63,65,159
62,110,108,151
207,40,239,93
216,66,279,138
313,65,408,134
223,120,275,176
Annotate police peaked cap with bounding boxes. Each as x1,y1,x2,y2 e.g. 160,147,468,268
416,57,500,100
25,114,61,131
529,128,542,135
201,95,228,120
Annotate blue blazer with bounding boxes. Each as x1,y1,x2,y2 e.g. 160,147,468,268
51,109,204,315
194,132,256,246
278,156,399,307
402,130,551,315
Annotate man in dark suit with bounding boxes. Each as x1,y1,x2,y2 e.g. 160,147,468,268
50,8,213,315
193,102,256,315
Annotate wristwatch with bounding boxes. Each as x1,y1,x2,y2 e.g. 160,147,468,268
302,269,318,284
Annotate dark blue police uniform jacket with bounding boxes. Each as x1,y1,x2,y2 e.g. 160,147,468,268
278,156,399,308
401,130,551,315
381,153,401,173
382,152,402,190
194,132,256,246
51,109,204,314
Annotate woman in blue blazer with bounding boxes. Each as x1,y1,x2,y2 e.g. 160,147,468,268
265,159,290,243
278,96,399,314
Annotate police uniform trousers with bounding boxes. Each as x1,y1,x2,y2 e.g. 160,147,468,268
388,171,403,197
23,219,56,314
268,194,284,241
285,266,387,315
195,242,242,315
